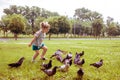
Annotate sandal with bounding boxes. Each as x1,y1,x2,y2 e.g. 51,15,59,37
40,57,46,60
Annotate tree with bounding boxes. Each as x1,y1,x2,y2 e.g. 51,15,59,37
47,17,59,40
3,5,18,15
74,7,102,22
106,17,119,39
3,5,60,35
74,7,91,21
92,18,103,39
106,22,119,39
116,23,120,35
58,16,70,36
74,7,103,37
72,23,82,37
47,16,71,40
8,14,26,40
1,15,11,37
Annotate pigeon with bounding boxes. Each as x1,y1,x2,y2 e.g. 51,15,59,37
65,52,72,59
55,55,63,62
8,57,25,68
74,52,81,64
41,66,58,76
69,59,72,66
50,49,64,58
77,68,84,79
62,52,72,62
41,60,52,69
90,59,103,68
62,58,72,66
50,49,63,62
77,59,85,66
58,64,70,72
79,51,84,56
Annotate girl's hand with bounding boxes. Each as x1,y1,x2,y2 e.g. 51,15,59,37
28,37,36,47
28,43,31,47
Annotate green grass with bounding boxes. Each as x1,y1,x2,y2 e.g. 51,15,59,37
0,39,120,80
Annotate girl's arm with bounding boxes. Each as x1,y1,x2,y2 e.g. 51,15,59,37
28,36,37,47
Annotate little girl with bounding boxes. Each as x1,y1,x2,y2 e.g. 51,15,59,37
28,22,50,62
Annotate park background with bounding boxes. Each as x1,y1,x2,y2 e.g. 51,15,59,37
0,0,120,80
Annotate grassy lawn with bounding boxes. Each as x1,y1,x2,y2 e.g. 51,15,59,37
0,38,120,80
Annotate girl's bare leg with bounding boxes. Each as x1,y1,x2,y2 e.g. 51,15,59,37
40,46,48,59
32,50,39,62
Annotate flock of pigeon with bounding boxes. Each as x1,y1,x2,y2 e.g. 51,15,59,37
8,49,103,79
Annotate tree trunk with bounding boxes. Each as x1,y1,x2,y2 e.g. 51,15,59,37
14,33,17,40
49,33,52,40
3,31,5,37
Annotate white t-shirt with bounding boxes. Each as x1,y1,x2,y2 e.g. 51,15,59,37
32,30,46,46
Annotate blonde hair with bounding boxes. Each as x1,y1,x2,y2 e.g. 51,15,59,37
40,22,50,29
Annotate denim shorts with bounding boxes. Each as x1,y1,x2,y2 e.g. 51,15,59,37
32,43,44,50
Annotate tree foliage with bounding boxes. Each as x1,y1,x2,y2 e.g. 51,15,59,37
106,17,120,37
0,5,120,39
7,14,27,40
58,16,70,34
47,16,70,39
92,18,103,39
74,7,102,21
